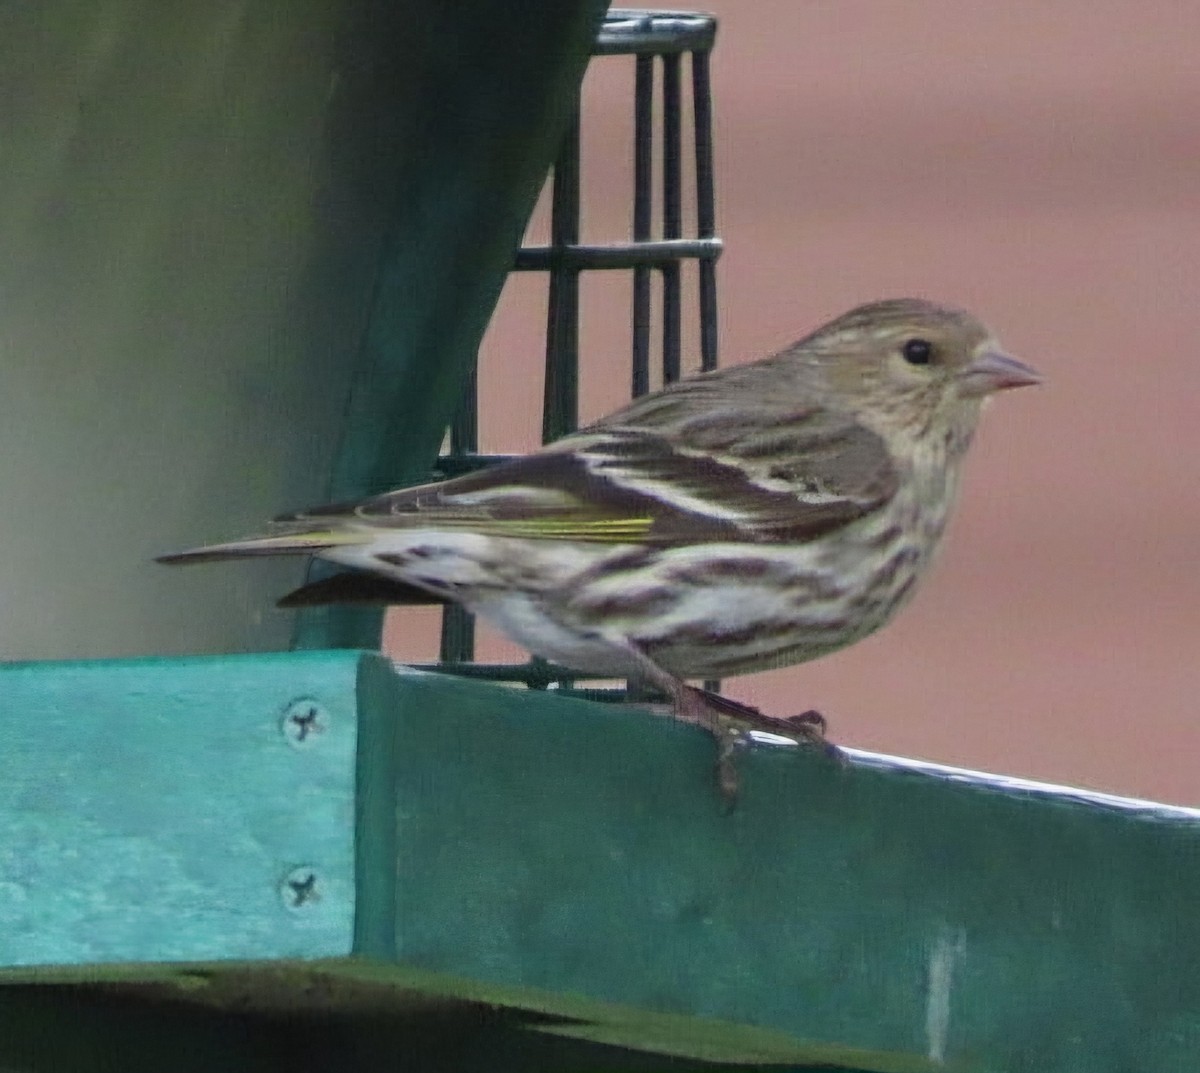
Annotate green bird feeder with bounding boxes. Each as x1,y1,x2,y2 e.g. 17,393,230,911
2,5,1199,1072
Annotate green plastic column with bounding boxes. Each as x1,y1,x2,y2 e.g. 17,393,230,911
0,0,605,661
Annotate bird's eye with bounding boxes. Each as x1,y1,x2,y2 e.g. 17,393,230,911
901,338,934,365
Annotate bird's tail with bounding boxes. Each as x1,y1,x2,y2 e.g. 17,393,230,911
156,528,369,565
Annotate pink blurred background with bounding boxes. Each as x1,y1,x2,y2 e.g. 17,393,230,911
388,1,1200,805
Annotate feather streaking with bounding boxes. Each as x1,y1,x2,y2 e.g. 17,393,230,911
159,298,1040,785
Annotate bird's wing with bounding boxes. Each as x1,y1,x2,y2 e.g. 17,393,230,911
284,402,898,546
577,404,899,542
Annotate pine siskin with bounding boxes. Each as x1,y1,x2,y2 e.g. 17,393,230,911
160,298,1039,792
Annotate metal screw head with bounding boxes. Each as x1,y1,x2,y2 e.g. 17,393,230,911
281,698,329,747
279,866,321,911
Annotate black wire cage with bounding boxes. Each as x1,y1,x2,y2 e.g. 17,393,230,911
433,9,722,695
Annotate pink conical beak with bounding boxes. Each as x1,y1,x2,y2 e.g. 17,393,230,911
958,348,1042,397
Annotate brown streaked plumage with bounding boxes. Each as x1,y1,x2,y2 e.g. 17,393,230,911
159,298,1040,795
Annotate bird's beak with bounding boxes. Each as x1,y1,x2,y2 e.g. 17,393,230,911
958,348,1042,397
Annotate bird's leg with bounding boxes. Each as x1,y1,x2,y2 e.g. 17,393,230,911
616,644,834,803
669,683,748,803
676,690,752,802
612,644,741,799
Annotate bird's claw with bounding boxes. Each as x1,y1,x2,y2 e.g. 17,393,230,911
776,709,846,763
782,708,827,735
675,689,842,805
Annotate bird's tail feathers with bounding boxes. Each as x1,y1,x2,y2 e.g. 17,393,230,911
156,529,368,565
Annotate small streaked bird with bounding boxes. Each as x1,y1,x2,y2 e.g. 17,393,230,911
160,298,1039,794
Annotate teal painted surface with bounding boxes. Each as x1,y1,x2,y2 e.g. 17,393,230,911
293,0,611,651
4,651,1200,1070
357,657,1200,1073
0,652,361,966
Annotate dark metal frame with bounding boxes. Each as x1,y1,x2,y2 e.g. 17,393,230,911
433,9,721,694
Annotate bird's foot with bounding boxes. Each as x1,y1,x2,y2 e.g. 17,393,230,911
673,686,840,805
777,708,845,764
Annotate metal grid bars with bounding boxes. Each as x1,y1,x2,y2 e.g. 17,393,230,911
434,9,721,692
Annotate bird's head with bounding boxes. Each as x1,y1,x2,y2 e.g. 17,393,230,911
796,298,1041,450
